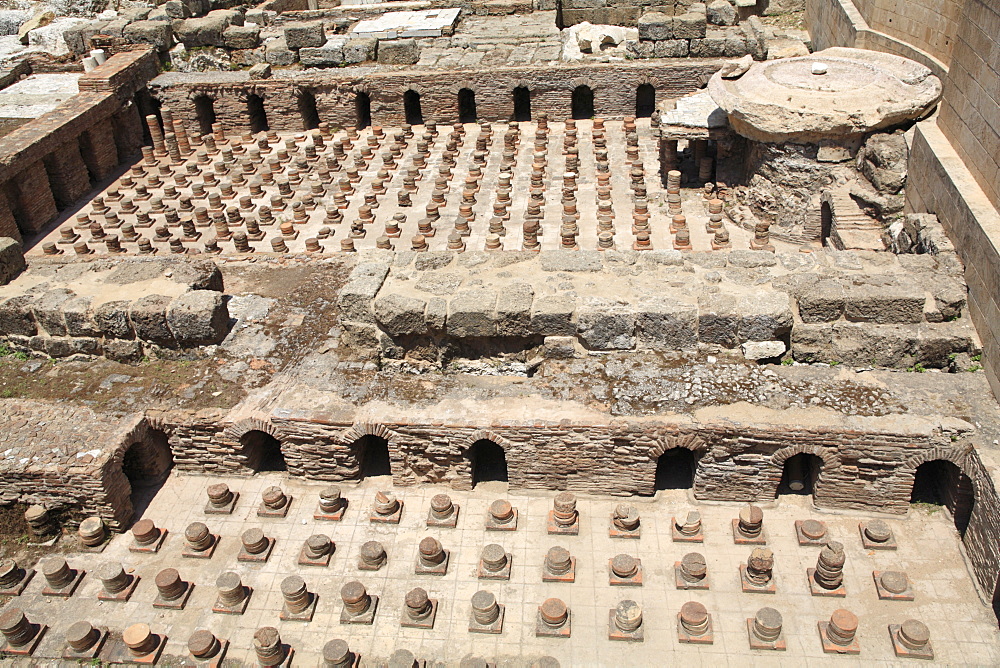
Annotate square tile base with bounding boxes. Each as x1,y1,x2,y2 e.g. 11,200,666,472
257,497,292,518
859,522,896,550
280,593,318,622
677,614,713,644
535,609,571,638
1,625,46,656
807,568,846,597
0,568,34,596
740,564,776,594
416,550,450,575
153,582,194,609
873,571,914,601
794,520,829,546
370,503,403,524
77,539,109,553
542,557,576,583
608,611,643,642
99,574,140,602
818,622,860,654
298,544,333,567
188,638,228,667
609,559,643,586
426,505,459,528
747,619,786,650
547,511,579,535
357,558,385,571
671,519,703,543
732,519,767,545
485,509,517,531
314,503,347,521
62,627,109,660
609,520,641,539
401,599,438,629
889,624,934,659
238,538,275,563
204,492,239,515
477,553,513,580
469,604,505,634
103,632,167,664
213,586,253,614
129,529,168,553
674,563,709,590
42,569,85,597
341,595,379,625
182,535,220,559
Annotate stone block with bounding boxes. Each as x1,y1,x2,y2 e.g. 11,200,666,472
163,0,191,19
843,282,925,324
496,283,534,337
0,237,26,285
638,12,673,41
223,25,260,49
343,37,377,64
689,37,728,57
654,38,689,57
248,62,272,79
36,336,100,358
167,290,230,346
426,297,447,331
33,288,75,337
123,20,174,51
673,12,706,38
337,266,388,324
129,294,175,345
284,21,325,49
94,300,134,339
174,9,242,47
738,293,792,341
698,294,738,347
265,36,297,66
374,293,427,336
448,289,498,337
797,280,845,322
0,295,36,337
741,340,786,360
63,296,101,338
635,298,697,350
625,39,654,59
62,20,108,55
530,295,576,336
543,336,576,358
766,37,809,59
378,38,419,64
562,7,642,27
104,339,143,363
299,39,345,66
577,298,635,350
540,252,603,272
707,0,736,25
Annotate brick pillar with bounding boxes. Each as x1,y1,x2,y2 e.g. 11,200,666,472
43,144,92,209
9,162,57,234
0,188,22,243
112,101,145,162
79,121,120,182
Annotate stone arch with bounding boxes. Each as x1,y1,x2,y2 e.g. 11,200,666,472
225,417,288,472
459,429,514,454
649,433,709,458
569,76,593,90
900,445,975,479
104,418,174,529
340,422,400,480
295,87,321,130
769,444,840,471
448,80,477,95
463,430,512,487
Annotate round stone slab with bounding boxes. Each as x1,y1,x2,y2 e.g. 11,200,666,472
708,47,943,143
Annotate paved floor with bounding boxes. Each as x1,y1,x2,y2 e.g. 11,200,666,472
6,471,999,666
34,118,795,258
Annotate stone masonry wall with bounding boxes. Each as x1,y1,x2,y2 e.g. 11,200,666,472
150,60,723,133
851,0,963,66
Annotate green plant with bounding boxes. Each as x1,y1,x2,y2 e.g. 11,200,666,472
906,363,926,373
0,343,11,356
971,354,982,362
781,358,793,366
13,351,28,361
968,364,983,372
828,360,839,366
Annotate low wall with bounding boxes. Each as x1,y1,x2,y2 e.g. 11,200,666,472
150,60,723,133
0,48,157,244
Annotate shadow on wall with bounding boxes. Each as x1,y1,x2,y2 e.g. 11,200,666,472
121,429,174,524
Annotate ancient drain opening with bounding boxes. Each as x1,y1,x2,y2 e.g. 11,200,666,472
240,430,286,472
911,459,975,537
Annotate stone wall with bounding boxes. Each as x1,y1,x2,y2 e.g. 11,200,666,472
0,48,157,243
336,249,975,368
150,60,723,133
936,0,1000,213
851,0,962,66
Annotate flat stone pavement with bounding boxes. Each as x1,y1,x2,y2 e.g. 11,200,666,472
6,472,999,666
